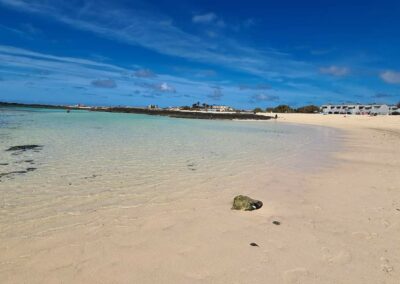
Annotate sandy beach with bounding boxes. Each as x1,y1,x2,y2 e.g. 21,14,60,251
1,113,399,283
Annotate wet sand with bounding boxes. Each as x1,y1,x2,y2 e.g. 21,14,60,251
1,114,400,283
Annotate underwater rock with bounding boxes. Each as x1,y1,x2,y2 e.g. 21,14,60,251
232,195,263,211
6,145,42,152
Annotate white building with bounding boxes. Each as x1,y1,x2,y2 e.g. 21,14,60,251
320,104,398,115
208,105,233,112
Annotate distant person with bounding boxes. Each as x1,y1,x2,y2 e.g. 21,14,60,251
275,114,278,119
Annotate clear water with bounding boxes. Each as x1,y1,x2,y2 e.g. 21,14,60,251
0,107,339,237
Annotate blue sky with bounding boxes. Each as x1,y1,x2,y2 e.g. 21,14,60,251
0,0,399,108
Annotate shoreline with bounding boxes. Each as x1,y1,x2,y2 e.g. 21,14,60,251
269,114,400,283
0,113,399,283
0,102,274,121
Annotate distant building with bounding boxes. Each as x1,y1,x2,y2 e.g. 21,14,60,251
208,105,234,112
147,104,159,109
73,104,91,109
320,104,398,115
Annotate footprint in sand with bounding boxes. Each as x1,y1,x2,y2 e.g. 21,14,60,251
321,247,352,265
380,257,394,273
352,231,379,240
283,268,310,284
381,219,391,228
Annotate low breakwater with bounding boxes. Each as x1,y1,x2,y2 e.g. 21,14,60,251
94,107,274,120
0,102,274,120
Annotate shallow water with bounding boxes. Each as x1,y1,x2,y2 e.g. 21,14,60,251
0,107,339,238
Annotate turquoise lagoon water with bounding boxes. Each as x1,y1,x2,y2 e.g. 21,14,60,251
0,107,339,236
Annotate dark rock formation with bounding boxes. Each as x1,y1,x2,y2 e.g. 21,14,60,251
6,145,42,152
232,195,263,211
94,107,273,120
1,102,274,121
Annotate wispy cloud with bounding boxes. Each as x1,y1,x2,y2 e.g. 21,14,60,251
91,79,117,88
319,66,350,76
192,12,217,24
380,70,400,84
239,84,270,90
136,81,176,93
0,0,314,80
0,45,209,105
372,92,393,98
0,44,359,107
192,12,226,28
250,93,280,103
133,68,157,78
0,21,42,39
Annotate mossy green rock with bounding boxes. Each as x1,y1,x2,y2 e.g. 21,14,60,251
232,195,263,211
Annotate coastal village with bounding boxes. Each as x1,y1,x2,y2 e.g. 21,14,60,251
3,101,399,117
96,102,400,116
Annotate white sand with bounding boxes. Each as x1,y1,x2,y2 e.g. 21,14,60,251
1,114,399,283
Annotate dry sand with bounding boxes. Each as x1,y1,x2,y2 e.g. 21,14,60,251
1,114,399,283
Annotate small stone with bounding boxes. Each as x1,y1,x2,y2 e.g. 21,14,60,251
272,221,281,225
250,242,259,247
232,195,263,211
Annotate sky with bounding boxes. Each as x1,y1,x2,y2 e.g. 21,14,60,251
0,0,399,109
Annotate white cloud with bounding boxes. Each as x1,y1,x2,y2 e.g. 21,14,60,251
0,0,315,80
319,66,349,76
159,82,175,92
380,70,400,84
192,12,217,24
0,44,373,108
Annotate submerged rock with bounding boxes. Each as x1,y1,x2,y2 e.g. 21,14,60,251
6,145,42,152
250,242,259,247
272,221,281,225
232,195,263,211
0,170,29,179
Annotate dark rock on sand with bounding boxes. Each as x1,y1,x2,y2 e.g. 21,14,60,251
6,145,42,152
250,242,259,247
187,162,197,171
0,170,29,179
272,221,281,225
0,167,37,180
232,195,263,211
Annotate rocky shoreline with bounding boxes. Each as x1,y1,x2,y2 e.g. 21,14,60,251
0,102,274,120
93,107,274,120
